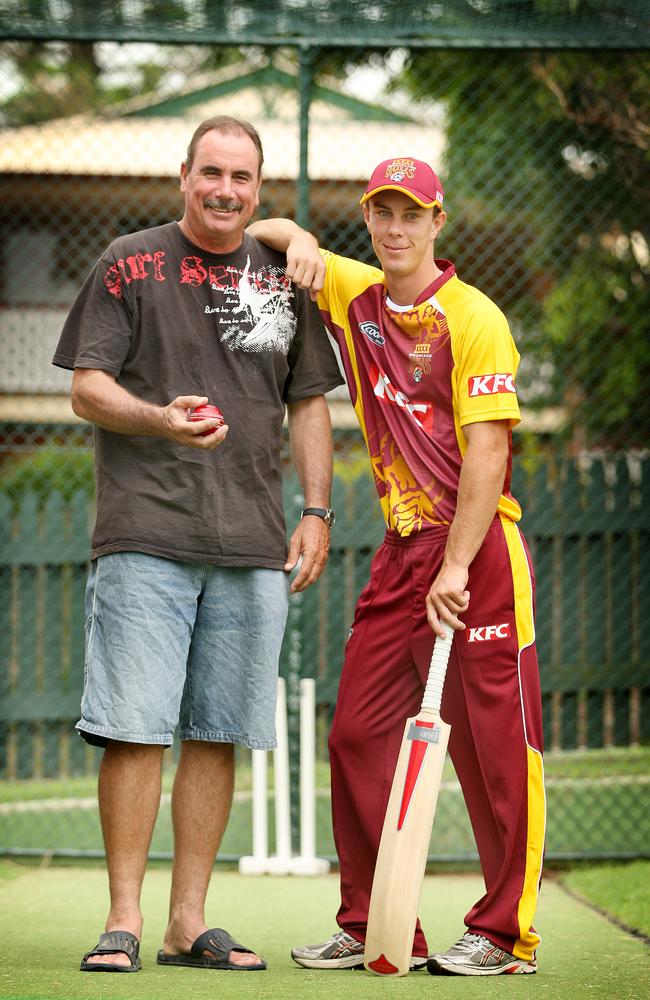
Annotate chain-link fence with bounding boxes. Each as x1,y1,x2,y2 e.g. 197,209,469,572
1,2,649,862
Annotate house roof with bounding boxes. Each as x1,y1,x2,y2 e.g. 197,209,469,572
125,64,411,123
0,61,444,179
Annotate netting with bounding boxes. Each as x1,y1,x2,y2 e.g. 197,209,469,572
1,0,649,47
0,20,649,861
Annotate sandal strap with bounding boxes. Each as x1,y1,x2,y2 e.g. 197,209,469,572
83,930,140,962
190,928,249,962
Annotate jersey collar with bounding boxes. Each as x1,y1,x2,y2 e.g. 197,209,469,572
413,260,456,306
384,260,456,312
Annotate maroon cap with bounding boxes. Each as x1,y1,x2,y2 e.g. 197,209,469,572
190,403,224,436
360,157,444,209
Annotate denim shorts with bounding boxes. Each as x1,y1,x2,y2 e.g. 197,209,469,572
78,552,289,749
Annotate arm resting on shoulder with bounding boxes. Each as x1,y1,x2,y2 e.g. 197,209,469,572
285,394,334,592
247,219,305,253
247,219,324,299
426,419,510,634
71,368,227,449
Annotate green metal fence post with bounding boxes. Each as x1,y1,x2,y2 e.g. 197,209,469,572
296,43,314,230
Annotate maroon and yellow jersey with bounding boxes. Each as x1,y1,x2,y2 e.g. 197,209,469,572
318,251,522,536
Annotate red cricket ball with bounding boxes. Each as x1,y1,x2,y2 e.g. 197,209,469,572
189,403,224,436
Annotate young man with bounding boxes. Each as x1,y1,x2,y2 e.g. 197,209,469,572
249,157,545,976
52,116,343,974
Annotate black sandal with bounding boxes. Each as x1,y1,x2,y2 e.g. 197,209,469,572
80,930,141,972
156,927,266,971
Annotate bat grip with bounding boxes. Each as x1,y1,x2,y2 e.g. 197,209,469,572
421,627,454,713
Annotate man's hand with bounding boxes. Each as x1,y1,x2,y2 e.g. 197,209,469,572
71,370,228,446
247,219,324,301
161,395,228,449
426,562,470,636
285,231,325,302
284,515,330,592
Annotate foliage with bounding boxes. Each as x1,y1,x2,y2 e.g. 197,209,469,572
0,449,94,500
543,239,650,446
0,40,245,126
399,49,650,446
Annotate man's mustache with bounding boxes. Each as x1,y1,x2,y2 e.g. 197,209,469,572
203,198,242,212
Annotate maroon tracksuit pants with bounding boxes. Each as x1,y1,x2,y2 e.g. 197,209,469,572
329,516,545,961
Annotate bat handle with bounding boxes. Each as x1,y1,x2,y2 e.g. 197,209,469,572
421,627,454,713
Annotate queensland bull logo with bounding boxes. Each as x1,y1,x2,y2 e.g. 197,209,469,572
386,158,416,181
409,341,432,383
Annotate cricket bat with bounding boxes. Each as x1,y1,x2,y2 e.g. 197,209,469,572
364,626,454,977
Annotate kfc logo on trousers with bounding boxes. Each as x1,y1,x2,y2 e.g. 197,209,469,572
468,373,515,397
466,623,511,642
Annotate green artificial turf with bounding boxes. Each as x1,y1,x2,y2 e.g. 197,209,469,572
561,860,650,938
0,863,648,1000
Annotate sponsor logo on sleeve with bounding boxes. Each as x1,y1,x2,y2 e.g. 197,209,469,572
468,373,516,397
466,623,511,642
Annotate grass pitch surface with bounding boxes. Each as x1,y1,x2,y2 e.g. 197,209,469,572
0,862,648,1000
561,859,650,938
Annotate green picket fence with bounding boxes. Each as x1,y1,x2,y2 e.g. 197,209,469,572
298,453,650,756
1,452,649,783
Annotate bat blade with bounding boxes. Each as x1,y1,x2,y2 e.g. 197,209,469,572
364,710,450,976
364,629,453,977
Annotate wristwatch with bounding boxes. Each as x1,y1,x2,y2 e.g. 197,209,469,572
301,506,336,528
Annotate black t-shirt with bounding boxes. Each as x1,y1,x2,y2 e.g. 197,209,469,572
53,222,344,567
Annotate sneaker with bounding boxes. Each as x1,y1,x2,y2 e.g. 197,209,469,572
291,930,428,971
427,932,537,976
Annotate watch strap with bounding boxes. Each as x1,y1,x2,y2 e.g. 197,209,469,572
301,507,335,527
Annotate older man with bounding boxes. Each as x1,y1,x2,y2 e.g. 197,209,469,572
53,115,343,974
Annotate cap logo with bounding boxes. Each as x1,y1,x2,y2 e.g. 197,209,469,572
386,158,416,180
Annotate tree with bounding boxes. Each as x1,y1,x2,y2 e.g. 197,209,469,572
399,49,649,448
0,32,245,128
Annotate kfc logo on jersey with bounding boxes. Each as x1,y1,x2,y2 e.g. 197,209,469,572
466,623,511,642
468,373,516,397
370,364,434,435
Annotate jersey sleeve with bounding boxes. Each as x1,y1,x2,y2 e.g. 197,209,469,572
52,249,134,376
316,249,383,328
453,297,521,428
283,286,345,402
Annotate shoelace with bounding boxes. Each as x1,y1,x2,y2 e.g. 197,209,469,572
451,933,484,954
333,931,361,949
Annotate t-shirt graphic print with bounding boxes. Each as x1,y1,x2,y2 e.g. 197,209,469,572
214,255,297,354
